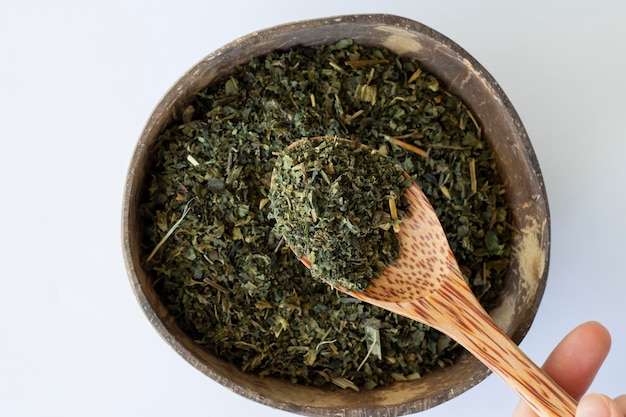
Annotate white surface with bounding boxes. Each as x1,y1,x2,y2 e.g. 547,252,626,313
1,1,624,416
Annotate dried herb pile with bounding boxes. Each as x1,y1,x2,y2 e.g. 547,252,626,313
270,137,411,291
141,39,512,390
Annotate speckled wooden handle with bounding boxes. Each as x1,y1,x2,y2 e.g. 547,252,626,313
363,279,576,417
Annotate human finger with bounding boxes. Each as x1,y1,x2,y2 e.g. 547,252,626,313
541,321,611,399
512,321,611,417
577,393,624,417
613,394,626,415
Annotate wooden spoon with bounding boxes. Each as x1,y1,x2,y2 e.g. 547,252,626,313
272,137,576,417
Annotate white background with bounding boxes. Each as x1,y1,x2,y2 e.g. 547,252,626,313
1,1,624,416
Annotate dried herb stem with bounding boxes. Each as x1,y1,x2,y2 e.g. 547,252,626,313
357,330,379,372
389,192,400,233
469,158,478,193
408,67,423,84
387,136,428,157
345,58,390,68
144,198,194,264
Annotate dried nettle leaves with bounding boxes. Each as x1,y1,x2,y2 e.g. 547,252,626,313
140,39,512,389
269,137,411,291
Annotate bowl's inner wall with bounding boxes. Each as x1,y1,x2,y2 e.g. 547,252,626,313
124,15,548,416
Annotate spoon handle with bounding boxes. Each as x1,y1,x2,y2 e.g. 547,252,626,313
375,279,577,417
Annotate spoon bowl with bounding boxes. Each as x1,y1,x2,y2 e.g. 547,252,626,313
272,137,575,417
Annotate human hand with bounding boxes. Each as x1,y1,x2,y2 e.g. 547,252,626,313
512,321,625,417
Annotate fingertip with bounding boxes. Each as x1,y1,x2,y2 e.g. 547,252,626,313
577,394,621,417
579,321,611,348
542,321,612,400
614,395,626,414
577,394,609,417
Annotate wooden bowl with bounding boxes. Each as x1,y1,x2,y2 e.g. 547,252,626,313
122,14,550,416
